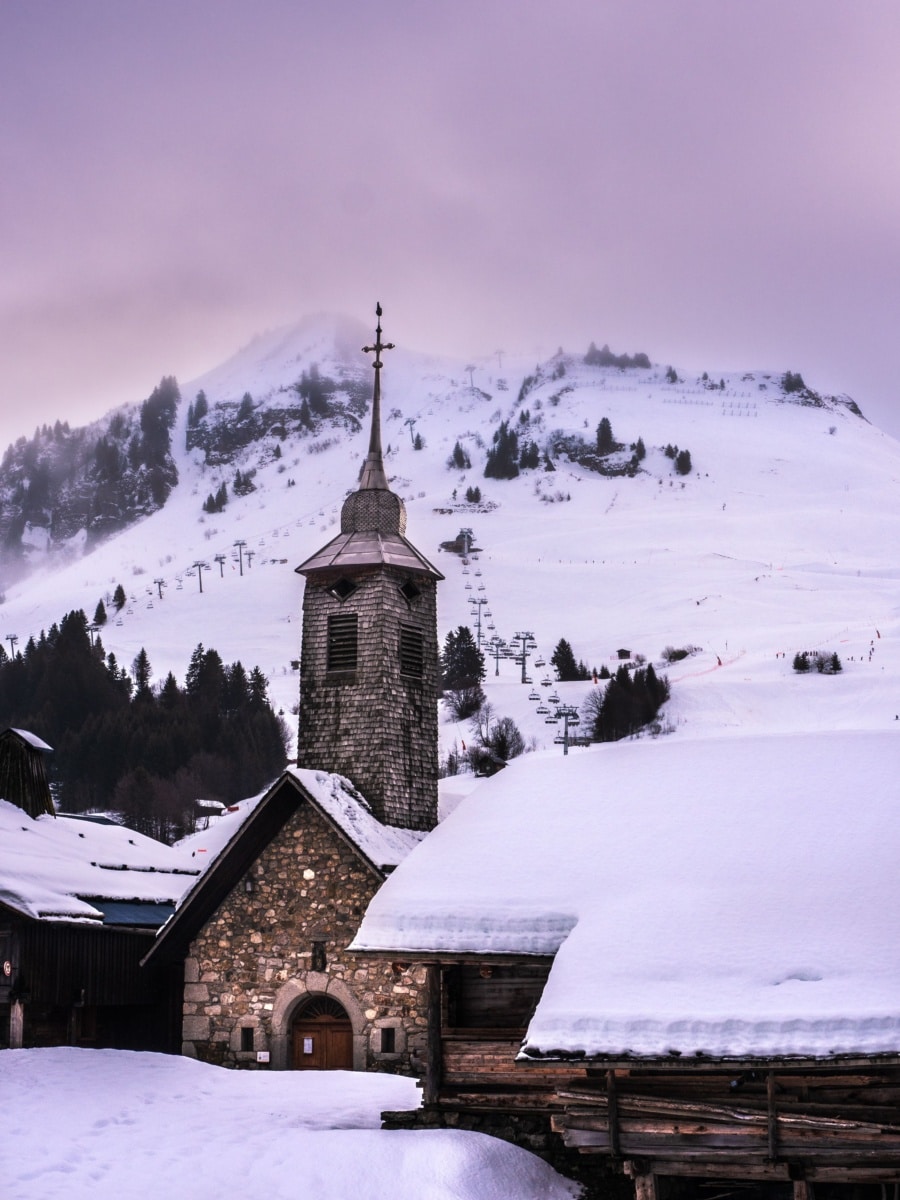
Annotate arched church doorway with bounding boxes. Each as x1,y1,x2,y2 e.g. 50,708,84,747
290,995,353,1070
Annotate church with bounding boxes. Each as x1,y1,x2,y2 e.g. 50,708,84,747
145,305,444,1071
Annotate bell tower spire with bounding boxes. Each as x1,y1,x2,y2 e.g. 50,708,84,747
358,302,394,491
294,303,443,832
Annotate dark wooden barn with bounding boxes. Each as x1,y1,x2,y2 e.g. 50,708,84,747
0,727,197,1051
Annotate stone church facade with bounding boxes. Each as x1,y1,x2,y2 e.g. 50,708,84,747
145,306,442,1073
171,773,429,1072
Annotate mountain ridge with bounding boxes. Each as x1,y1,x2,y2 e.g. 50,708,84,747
1,313,897,765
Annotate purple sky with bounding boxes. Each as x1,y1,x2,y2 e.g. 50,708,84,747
2,1,899,448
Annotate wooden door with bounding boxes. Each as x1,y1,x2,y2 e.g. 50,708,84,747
291,1003,353,1070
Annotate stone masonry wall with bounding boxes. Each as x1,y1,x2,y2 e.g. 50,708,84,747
298,564,440,832
181,797,428,1072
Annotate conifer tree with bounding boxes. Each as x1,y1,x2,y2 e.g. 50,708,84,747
450,441,471,470
484,421,519,479
132,648,153,700
596,417,615,455
441,626,486,690
551,637,587,681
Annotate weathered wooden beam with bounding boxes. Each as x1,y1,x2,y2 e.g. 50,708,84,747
767,1071,779,1161
644,1160,900,1184
423,963,442,1106
632,1170,658,1200
9,998,24,1048
608,1070,622,1158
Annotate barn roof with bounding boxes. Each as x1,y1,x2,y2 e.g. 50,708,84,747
352,729,900,1062
0,799,199,925
8,728,53,752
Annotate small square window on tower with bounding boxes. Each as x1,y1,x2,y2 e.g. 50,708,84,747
327,613,358,672
240,1026,254,1052
329,577,358,602
399,580,421,604
399,625,424,678
380,1026,396,1054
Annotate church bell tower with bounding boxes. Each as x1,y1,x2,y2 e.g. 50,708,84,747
294,304,443,832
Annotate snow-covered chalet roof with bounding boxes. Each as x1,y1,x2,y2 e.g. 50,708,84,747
352,729,900,1061
0,799,200,925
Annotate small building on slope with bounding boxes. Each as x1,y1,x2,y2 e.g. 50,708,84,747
351,729,900,1198
0,728,199,1050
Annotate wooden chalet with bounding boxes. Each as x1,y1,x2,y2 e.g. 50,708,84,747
352,731,900,1198
0,727,198,1051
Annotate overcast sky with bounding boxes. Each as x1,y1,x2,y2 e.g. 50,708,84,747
2,1,899,449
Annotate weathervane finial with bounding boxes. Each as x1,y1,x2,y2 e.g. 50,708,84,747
362,301,395,371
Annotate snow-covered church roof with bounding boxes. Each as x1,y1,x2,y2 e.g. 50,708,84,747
352,729,900,1061
145,767,426,965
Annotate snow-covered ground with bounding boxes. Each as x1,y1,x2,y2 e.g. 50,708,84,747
2,1049,579,1200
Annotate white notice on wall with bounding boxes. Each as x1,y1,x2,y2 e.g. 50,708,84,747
303,1037,313,1054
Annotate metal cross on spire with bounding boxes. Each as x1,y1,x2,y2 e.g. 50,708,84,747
362,301,395,370
358,302,394,490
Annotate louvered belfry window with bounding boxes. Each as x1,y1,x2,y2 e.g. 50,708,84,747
399,624,424,678
327,612,358,672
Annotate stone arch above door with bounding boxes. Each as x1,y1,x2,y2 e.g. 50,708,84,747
270,973,367,1070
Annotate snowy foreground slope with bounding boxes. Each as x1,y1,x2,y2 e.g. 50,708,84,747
3,1049,579,1200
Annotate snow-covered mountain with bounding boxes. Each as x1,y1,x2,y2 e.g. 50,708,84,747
1,313,898,761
